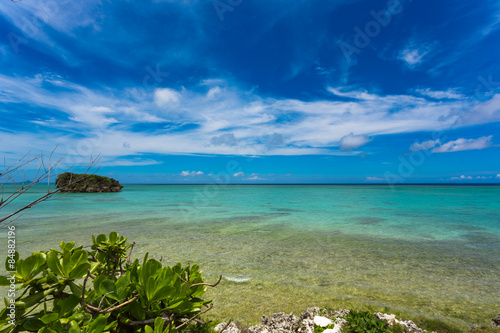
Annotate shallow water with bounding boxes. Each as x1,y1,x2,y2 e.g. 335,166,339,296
1,185,499,326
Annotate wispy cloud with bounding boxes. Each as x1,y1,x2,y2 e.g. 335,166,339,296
414,88,465,100
410,139,440,151
450,175,495,180
180,170,203,176
432,136,493,153
339,133,371,151
366,176,384,181
246,173,264,180
0,72,498,161
398,41,435,69
154,88,181,107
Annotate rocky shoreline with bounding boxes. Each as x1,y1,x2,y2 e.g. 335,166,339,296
214,308,500,333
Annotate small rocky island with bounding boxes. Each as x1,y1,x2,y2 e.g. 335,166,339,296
56,172,124,193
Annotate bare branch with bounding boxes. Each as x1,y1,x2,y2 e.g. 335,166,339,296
190,275,222,288
175,303,214,330
218,320,233,333
0,152,99,228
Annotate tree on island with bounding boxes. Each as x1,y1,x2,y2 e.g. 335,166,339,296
56,172,123,193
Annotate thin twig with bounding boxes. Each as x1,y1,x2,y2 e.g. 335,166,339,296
98,291,115,309
175,304,214,330
127,242,135,265
190,275,222,288
218,320,233,333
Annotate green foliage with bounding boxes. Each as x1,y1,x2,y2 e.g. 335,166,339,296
314,323,336,333
343,310,391,333
386,323,409,333
411,316,462,333
0,232,216,333
55,173,123,192
183,320,220,333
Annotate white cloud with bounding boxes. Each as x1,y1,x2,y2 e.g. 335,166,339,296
247,175,263,180
459,94,500,126
451,175,473,180
327,87,378,100
366,177,384,181
207,86,222,99
339,133,371,151
2,73,500,160
210,133,237,147
233,172,244,177
398,41,435,69
410,139,440,151
399,48,428,65
432,135,493,153
415,88,465,100
180,171,203,176
154,88,181,107
496,174,500,179
99,158,163,167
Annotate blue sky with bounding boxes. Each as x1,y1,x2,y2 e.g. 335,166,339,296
0,0,499,184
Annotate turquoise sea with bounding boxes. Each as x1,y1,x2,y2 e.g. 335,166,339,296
2,185,500,327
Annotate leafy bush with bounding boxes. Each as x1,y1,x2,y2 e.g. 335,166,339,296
343,310,391,333
314,323,336,333
0,232,219,333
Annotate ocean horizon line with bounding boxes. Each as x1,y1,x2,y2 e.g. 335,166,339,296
118,182,500,186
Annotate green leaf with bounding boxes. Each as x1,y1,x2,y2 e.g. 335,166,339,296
109,232,118,244
150,285,176,303
104,320,118,331
4,251,19,272
129,301,146,320
55,295,80,316
69,263,90,280
62,250,72,277
93,275,107,295
46,251,65,277
68,281,83,298
16,287,56,309
146,276,156,302
70,250,88,268
40,312,59,324
68,320,81,333
99,279,117,300
145,326,154,333
0,276,12,286
95,234,106,244
64,241,76,252
165,299,184,310
115,272,131,299
38,327,57,333
22,319,44,331
154,317,165,333
88,314,108,333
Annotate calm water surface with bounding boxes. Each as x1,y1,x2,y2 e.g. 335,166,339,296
2,185,499,326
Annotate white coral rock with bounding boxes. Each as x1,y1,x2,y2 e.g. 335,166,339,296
313,316,333,327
